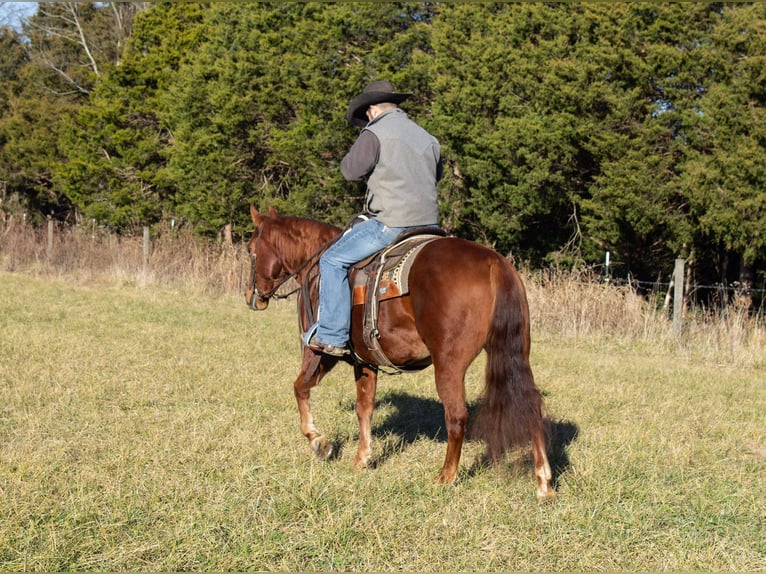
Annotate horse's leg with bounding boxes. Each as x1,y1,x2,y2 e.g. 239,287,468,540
294,349,335,459
531,422,556,503
352,364,378,469
432,360,471,484
412,298,485,484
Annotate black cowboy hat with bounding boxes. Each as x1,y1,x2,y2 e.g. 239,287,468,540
346,80,412,127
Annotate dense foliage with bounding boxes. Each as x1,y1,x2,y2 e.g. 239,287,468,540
1,2,764,287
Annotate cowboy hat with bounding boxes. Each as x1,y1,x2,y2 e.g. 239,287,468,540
346,80,412,127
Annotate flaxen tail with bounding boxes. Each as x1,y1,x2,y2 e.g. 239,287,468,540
474,258,546,462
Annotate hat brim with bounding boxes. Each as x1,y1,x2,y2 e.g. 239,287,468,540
346,91,411,127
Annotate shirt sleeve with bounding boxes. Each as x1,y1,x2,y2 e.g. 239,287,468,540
341,130,380,182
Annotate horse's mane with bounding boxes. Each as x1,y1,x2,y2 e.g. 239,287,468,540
266,215,341,263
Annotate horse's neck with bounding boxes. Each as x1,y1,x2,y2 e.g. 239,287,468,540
275,220,338,274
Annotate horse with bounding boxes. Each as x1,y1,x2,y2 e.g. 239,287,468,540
245,206,555,502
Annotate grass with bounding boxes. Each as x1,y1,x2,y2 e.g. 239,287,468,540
1,271,764,571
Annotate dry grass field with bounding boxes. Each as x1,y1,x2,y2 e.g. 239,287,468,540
1,222,764,570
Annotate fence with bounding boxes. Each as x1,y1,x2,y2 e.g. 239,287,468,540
5,217,765,330
2,216,249,295
603,256,765,329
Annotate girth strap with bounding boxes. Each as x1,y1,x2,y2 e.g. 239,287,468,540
361,256,391,367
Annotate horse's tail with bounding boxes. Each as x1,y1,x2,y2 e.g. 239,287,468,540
474,257,546,462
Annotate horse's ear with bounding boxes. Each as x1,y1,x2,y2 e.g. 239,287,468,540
268,206,278,218
250,205,262,226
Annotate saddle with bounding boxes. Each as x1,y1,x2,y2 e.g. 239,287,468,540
349,226,447,369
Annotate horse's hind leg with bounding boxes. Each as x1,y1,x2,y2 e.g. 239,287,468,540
531,419,556,503
352,364,378,469
294,349,336,459
515,358,555,502
432,362,471,484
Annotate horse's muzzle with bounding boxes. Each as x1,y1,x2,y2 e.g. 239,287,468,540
245,289,269,311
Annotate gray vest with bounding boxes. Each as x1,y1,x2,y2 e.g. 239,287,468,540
364,109,440,227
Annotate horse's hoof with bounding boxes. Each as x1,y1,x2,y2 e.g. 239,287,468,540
353,456,370,469
434,470,457,485
537,489,557,504
311,436,333,460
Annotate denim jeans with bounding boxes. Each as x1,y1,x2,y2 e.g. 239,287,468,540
316,217,407,346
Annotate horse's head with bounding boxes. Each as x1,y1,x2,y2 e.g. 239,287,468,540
245,206,340,312
245,205,284,311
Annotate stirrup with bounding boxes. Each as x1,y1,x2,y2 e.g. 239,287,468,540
302,322,319,348
319,342,350,357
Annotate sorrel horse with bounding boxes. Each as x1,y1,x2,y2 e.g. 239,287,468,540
245,206,555,502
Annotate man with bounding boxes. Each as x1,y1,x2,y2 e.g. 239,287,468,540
307,80,442,356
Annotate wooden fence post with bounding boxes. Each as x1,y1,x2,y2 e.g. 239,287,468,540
47,216,54,260
673,258,685,335
143,226,151,274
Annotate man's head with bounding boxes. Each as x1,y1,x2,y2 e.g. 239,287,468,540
346,80,411,127
365,102,397,123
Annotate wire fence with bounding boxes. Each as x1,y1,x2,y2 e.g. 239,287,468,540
610,276,766,296
3,216,764,318
601,272,765,323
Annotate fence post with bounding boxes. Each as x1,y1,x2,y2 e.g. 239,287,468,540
47,216,54,260
673,258,685,335
143,226,151,274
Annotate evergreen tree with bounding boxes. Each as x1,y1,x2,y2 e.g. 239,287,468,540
680,3,766,285
155,2,434,236
1,2,149,223
3,1,764,287
0,22,75,220
56,3,205,229
426,4,609,260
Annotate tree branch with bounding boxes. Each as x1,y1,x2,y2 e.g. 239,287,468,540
67,3,99,76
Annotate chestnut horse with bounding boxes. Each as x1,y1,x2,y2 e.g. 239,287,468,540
245,206,555,502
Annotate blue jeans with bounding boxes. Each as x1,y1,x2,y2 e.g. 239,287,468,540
316,217,407,346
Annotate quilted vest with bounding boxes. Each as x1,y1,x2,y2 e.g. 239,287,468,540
364,109,440,228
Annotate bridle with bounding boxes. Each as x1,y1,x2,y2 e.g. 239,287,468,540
248,223,295,310
247,222,335,311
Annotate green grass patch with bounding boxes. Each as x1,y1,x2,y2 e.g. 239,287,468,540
1,272,764,571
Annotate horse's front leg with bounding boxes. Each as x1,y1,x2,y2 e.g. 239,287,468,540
353,364,378,469
294,349,337,460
